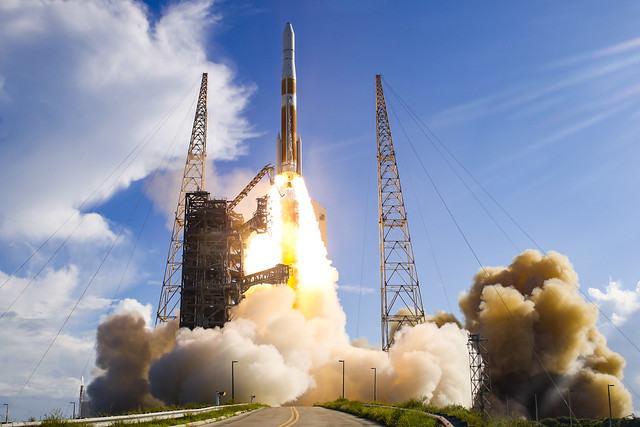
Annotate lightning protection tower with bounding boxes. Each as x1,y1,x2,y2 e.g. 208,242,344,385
156,73,208,324
375,75,425,351
468,333,492,417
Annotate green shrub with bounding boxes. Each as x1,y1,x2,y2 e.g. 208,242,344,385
40,409,68,426
398,397,425,410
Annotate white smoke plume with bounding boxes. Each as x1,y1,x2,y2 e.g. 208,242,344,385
89,176,471,412
88,178,635,419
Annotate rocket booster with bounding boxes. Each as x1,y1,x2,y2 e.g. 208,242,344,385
277,22,301,177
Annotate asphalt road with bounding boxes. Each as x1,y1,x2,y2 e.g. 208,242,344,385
205,406,383,426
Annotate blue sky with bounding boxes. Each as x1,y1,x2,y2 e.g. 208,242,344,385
1,0,640,420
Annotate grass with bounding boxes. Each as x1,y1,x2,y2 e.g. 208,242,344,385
37,403,266,426
319,399,640,427
94,402,215,417
319,399,438,427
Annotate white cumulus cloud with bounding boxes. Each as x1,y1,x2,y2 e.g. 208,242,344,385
0,0,256,420
588,279,640,326
0,0,255,243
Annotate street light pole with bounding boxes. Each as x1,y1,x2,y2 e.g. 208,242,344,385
338,360,345,399
70,402,76,419
231,360,238,401
608,384,614,427
568,389,573,427
371,368,377,402
3,403,8,423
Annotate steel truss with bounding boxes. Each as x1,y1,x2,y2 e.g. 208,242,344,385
156,73,208,324
375,75,425,352
468,333,492,416
180,192,240,329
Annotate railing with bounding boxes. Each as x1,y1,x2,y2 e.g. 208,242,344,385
5,403,252,426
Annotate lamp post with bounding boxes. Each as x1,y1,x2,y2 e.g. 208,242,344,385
568,389,574,427
608,384,614,427
338,360,345,399
371,368,377,402
231,360,238,401
70,402,76,419
3,403,8,424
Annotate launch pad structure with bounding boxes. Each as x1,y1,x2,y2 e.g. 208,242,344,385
154,27,492,414
156,74,289,329
157,24,320,330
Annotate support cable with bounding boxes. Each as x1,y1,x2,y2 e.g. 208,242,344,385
384,78,638,411
383,79,520,254
406,170,453,314
0,80,198,309
75,95,193,404
386,91,578,417
10,184,144,410
356,134,374,337
15,97,194,412
5,77,199,411
384,77,640,373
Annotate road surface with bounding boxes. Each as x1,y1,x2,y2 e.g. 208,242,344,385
205,406,383,426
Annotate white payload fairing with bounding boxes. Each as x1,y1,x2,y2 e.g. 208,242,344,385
277,22,301,178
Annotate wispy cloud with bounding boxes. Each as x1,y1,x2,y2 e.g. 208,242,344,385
431,37,640,133
338,284,375,295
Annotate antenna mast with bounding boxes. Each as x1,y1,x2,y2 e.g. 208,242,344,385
375,74,425,351
156,73,208,324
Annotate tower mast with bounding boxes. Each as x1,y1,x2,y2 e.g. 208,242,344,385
375,75,425,351
156,73,208,324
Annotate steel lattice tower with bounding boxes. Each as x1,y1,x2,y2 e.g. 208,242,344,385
156,73,208,324
375,75,425,351
468,333,492,416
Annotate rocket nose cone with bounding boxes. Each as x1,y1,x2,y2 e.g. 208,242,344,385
283,22,295,50
284,22,294,35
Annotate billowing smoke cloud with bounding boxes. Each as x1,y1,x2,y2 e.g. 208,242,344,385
87,180,633,419
146,285,470,407
89,177,471,412
459,249,633,418
87,313,177,414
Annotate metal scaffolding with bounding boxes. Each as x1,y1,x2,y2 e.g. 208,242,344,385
468,333,492,416
179,191,288,329
155,72,285,328
375,75,425,351
180,193,242,329
156,73,208,324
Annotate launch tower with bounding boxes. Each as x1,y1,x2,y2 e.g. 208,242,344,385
375,75,425,351
156,73,208,324
156,74,289,329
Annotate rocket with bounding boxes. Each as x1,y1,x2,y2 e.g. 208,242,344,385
277,22,301,179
